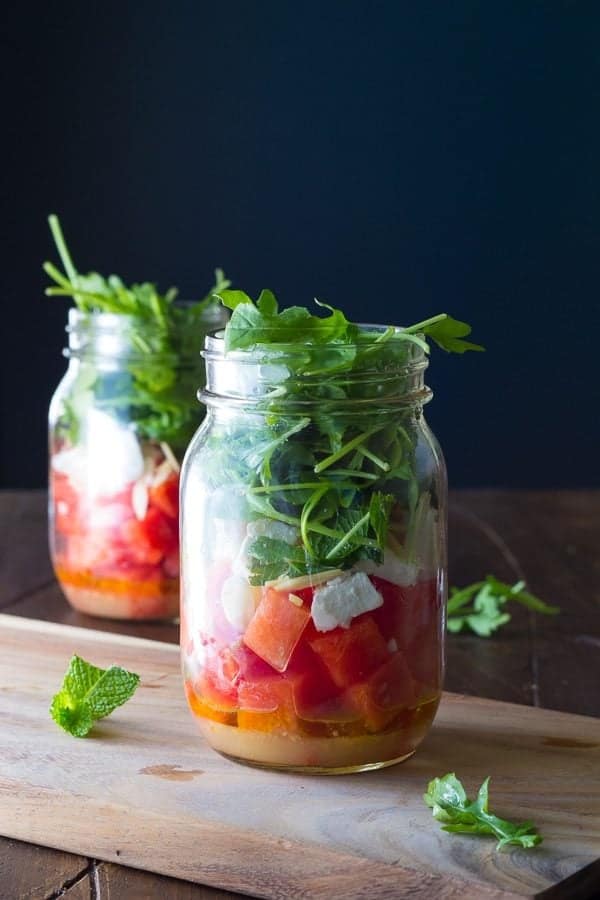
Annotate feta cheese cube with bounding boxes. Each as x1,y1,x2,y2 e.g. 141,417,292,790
311,571,383,632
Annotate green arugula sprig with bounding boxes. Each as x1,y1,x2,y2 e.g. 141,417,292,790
50,655,140,737
204,289,482,583
44,214,229,449
217,288,484,357
447,576,559,636
424,773,542,850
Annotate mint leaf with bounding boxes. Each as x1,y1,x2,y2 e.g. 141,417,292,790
50,655,140,737
424,773,542,850
447,576,559,636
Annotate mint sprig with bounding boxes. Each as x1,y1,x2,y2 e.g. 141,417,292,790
424,773,542,850
50,655,140,737
447,576,559,636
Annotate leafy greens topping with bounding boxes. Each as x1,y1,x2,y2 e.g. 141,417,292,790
424,773,542,850
447,576,559,636
203,288,483,582
217,289,483,356
50,655,140,737
44,214,229,450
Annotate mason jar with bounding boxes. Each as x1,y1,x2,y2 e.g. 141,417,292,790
180,326,447,772
49,304,227,620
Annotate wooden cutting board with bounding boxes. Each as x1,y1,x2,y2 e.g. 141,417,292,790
1,615,599,900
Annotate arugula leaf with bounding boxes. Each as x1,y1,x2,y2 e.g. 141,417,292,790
217,288,357,352
424,773,542,850
403,314,485,353
44,214,229,451
50,655,140,737
447,576,559,636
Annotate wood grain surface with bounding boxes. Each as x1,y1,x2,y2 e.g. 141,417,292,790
1,489,599,899
1,614,599,900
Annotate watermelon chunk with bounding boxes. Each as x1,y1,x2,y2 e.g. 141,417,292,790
345,651,415,732
149,473,179,519
243,588,311,672
308,616,389,688
371,577,439,649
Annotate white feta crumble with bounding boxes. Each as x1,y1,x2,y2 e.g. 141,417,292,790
52,411,144,496
221,574,261,632
311,571,383,632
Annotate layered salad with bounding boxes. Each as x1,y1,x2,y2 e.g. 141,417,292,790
181,288,482,769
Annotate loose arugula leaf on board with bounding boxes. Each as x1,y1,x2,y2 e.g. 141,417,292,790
447,576,559,636
50,655,140,738
424,773,542,850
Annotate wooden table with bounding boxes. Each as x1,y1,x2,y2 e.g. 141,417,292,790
1,490,598,899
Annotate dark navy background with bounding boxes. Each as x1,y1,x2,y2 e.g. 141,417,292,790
1,1,599,488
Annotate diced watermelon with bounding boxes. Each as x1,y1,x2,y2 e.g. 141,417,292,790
371,577,439,649
185,680,236,725
308,615,389,688
407,618,443,694
118,507,177,566
345,651,415,732
199,646,241,710
141,507,178,555
119,519,164,565
238,673,292,712
149,473,179,519
284,643,348,721
243,588,311,672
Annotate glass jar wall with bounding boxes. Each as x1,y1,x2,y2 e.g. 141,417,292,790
180,329,447,772
49,305,226,620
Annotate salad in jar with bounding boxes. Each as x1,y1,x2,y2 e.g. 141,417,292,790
46,215,229,619
180,289,482,771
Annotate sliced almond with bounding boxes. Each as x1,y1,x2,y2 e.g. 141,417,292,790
266,568,344,592
151,459,173,487
160,441,181,473
132,478,149,521
288,593,303,607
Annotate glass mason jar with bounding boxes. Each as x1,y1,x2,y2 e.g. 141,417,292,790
49,305,227,620
180,328,447,772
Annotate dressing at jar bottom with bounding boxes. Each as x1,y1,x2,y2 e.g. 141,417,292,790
186,681,439,773
57,573,179,621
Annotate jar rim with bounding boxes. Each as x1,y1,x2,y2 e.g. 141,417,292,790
200,322,431,409
67,302,227,332
203,322,428,362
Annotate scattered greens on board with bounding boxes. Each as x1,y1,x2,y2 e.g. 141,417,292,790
50,655,140,737
206,288,483,586
424,773,542,850
44,214,230,449
447,576,559,636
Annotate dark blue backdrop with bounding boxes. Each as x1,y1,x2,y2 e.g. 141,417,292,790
1,1,599,488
